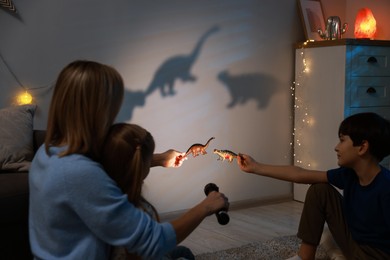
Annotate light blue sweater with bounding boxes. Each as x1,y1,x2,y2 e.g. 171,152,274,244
29,145,176,260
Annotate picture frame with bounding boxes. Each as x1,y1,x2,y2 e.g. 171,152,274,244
297,0,325,41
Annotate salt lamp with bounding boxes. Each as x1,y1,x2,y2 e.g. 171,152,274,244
354,8,377,39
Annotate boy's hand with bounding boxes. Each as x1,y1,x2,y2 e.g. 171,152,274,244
237,153,257,173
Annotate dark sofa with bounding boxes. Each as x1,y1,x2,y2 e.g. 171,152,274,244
0,130,45,260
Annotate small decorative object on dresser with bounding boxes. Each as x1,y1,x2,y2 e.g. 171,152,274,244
354,8,377,39
297,0,326,41
318,16,348,40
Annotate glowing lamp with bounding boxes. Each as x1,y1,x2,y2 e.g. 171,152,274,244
17,91,33,105
354,8,377,39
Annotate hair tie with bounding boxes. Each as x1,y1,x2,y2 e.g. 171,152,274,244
136,145,141,150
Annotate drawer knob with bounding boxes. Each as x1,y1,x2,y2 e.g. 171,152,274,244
367,56,378,63
366,87,377,94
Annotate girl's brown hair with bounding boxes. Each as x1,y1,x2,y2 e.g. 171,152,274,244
45,60,124,160
102,123,155,208
103,123,158,259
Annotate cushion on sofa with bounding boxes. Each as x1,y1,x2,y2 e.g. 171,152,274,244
0,104,37,173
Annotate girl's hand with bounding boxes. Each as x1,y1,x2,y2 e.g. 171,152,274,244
152,150,187,168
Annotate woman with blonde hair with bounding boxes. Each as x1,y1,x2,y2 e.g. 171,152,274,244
29,60,228,259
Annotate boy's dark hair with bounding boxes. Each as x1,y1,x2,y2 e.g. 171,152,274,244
339,112,390,162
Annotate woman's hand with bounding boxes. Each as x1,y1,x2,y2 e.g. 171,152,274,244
170,191,229,244
201,191,229,216
152,150,187,168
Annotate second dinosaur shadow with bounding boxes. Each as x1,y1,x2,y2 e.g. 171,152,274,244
217,70,280,109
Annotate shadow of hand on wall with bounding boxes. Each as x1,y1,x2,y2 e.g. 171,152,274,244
144,25,220,97
217,70,279,109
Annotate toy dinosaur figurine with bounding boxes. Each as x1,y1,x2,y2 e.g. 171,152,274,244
184,137,215,158
213,149,237,162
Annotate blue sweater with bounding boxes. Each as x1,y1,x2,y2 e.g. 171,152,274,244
327,166,390,254
29,146,176,260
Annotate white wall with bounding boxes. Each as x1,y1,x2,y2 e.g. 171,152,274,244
0,0,316,214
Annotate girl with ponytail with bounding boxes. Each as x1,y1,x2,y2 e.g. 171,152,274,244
102,123,194,260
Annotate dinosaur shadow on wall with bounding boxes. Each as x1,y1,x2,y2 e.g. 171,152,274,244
116,25,220,122
217,70,280,109
145,25,220,97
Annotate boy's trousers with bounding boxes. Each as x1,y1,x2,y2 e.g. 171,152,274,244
297,183,389,260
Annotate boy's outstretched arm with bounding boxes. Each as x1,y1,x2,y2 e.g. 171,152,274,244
237,153,328,184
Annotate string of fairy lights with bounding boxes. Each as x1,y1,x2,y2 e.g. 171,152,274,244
0,52,54,105
291,40,313,168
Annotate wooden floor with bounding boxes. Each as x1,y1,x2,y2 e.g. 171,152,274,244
178,200,304,255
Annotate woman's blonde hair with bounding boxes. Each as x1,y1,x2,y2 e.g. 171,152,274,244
102,123,155,208
45,60,124,160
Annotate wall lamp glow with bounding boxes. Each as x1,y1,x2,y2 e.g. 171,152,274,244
17,91,33,105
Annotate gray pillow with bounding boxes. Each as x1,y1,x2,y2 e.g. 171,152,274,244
0,105,37,172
